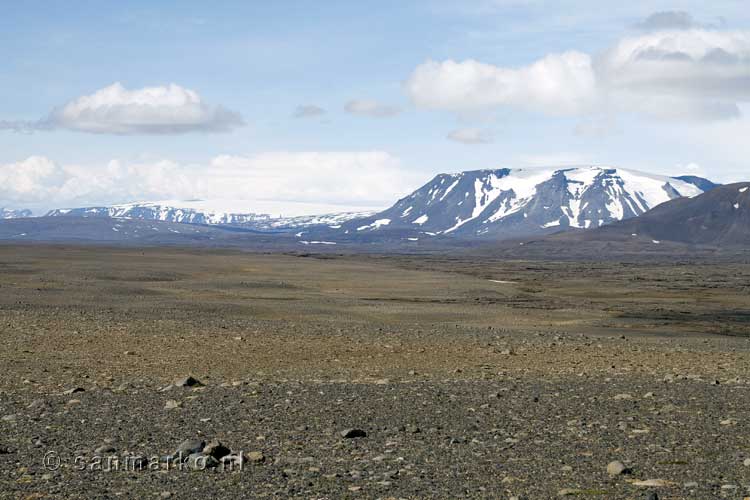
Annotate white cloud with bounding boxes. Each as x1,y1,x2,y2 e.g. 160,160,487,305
0,152,424,214
406,52,598,115
406,28,750,122
446,128,492,144
293,104,326,118
345,99,401,118
597,30,750,120
0,83,244,135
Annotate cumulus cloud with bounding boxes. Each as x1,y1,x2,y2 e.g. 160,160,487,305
345,99,401,118
406,52,598,115
293,104,326,118
406,27,750,123
446,128,492,144
0,153,424,214
0,83,244,135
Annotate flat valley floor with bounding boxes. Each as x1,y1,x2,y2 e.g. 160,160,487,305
1,245,749,499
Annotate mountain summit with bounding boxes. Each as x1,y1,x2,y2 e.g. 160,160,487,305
325,166,714,240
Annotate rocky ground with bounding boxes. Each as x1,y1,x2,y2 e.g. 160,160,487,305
0,245,749,499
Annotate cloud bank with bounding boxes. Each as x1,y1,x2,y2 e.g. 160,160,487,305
0,83,244,135
406,24,750,122
0,153,423,214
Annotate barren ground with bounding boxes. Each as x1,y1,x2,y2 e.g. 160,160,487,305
1,245,749,499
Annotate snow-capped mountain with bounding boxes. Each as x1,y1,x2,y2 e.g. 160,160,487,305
1,208,32,219
45,200,375,232
327,166,716,240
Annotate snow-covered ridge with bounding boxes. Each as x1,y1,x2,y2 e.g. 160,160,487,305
331,166,715,240
45,199,377,231
1,208,33,219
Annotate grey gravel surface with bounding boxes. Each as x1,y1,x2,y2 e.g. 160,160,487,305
2,377,749,499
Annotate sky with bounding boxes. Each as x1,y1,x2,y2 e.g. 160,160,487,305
1,0,750,215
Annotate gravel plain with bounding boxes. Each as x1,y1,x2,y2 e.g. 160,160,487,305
1,245,749,499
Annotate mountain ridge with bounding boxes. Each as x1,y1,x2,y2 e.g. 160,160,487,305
309,166,714,242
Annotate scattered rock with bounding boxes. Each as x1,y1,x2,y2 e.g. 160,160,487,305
174,376,203,388
607,460,630,476
175,439,205,458
62,387,85,395
203,440,231,459
341,428,367,439
244,451,265,463
164,400,181,410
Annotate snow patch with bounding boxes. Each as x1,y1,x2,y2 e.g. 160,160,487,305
357,218,391,231
413,214,429,225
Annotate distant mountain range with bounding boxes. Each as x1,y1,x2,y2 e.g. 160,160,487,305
308,166,715,241
3,166,739,252
0,208,32,219
44,200,373,232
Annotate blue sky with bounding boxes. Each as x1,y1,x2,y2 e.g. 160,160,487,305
1,1,750,213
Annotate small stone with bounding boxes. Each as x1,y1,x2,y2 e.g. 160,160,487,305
202,440,231,459
744,458,750,467
606,460,630,476
683,481,698,488
645,493,659,500
164,400,181,410
1,414,17,422
405,425,421,434
341,428,367,439
174,376,203,388
175,439,205,459
159,493,173,499
0,446,12,454
613,393,633,401
244,451,265,463
62,387,85,395
94,445,116,454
